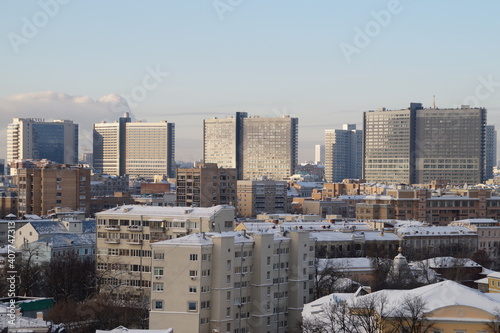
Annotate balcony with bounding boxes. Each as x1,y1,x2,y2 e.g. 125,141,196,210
127,225,143,232
105,238,120,244
127,239,143,245
105,226,120,231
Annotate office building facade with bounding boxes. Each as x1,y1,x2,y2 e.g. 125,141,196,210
7,118,78,171
314,144,324,165
236,180,288,218
363,104,486,185
324,124,362,183
176,163,237,207
93,113,175,179
203,113,298,181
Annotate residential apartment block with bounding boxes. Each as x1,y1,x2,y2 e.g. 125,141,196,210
149,230,315,333
93,113,175,179
236,180,288,218
363,104,487,185
95,205,236,301
176,163,237,207
485,125,497,180
324,124,362,183
7,118,78,172
16,164,91,217
203,113,298,181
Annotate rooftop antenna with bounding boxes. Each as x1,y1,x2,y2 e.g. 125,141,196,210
432,95,436,109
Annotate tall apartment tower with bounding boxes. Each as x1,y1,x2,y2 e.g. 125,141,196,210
176,163,237,207
93,113,175,179
485,125,497,181
95,205,236,301
324,124,363,183
7,118,78,171
203,112,247,179
314,144,324,165
203,113,298,181
363,104,486,185
149,230,315,333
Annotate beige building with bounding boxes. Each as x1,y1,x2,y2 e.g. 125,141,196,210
95,205,235,301
176,163,237,207
16,164,91,217
149,230,314,333
236,180,287,218
93,113,175,179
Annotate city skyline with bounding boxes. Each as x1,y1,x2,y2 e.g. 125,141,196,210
1,1,500,162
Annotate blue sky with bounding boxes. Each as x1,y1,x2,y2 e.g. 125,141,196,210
1,0,500,161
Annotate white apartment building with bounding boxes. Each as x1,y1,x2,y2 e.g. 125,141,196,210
95,205,235,301
324,124,362,183
149,230,314,333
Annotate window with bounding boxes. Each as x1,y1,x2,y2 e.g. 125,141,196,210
190,254,198,261
188,301,197,311
227,291,231,300
154,267,164,276
267,271,270,280
226,307,231,317
154,252,164,260
189,270,198,278
189,286,197,293
154,300,163,310
153,283,164,291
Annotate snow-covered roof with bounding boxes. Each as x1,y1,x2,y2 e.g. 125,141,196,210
0,304,50,329
412,257,482,269
487,271,500,279
312,231,400,242
397,226,476,237
453,218,497,225
34,233,95,248
29,221,68,234
351,280,500,316
23,214,42,220
475,277,489,284
302,293,355,318
96,326,173,333
317,258,374,272
337,195,366,200
96,204,233,218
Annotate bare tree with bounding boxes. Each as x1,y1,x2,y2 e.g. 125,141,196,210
350,293,389,333
386,295,434,333
483,308,500,333
314,258,355,299
17,244,44,296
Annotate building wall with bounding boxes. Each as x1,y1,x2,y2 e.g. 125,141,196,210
237,180,287,218
485,124,497,181
149,231,315,333
17,166,91,217
324,125,362,183
242,116,298,181
176,163,237,207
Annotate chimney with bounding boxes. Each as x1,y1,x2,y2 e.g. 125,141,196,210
36,311,44,320
15,308,21,316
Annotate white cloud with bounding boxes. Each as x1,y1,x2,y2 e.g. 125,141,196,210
0,91,135,160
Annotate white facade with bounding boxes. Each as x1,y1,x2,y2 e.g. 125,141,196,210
324,124,362,183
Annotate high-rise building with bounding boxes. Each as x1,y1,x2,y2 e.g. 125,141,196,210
324,124,363,183
236,180,287,218
93,113,175,179
149,230,314,332
485,125,497,181
7,118,78,172
203,112,247,178
95,205,236,301
203,113,298,181
363,104,486,185
314,144,324,165
176,163,237,207
16,164,91,217
93,113,130,176
242,115,298,181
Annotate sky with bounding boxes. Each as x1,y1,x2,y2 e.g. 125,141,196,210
1,0,500,162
